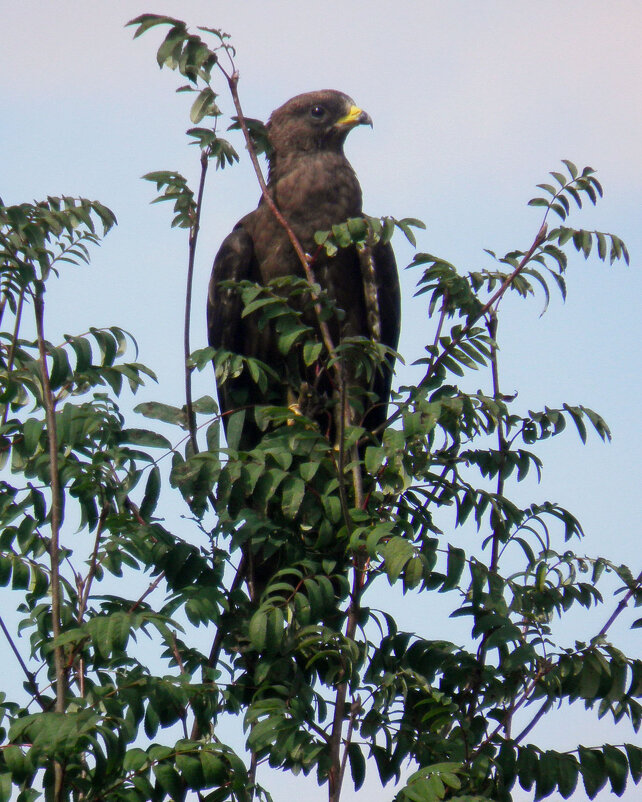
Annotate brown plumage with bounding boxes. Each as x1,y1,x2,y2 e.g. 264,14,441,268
207,89,400,448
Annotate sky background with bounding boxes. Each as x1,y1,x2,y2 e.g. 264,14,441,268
2,2,641,800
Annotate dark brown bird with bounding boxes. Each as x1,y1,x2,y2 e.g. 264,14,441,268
207,89,400,448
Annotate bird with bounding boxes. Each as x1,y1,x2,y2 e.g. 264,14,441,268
207,91,400,606
207,89,400,453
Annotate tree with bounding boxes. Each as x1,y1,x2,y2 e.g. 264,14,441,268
0,14,638,802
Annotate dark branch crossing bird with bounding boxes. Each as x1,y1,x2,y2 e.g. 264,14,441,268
207,90,400,598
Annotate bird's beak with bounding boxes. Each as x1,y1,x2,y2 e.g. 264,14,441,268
336,105,373,128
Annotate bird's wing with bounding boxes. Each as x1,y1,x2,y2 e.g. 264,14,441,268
207,223,266,445
373,239,401,353
207,224,256,354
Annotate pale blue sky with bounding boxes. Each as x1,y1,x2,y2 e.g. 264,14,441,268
2,2,641,800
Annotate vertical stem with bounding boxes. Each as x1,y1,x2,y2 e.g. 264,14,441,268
487,311,506,574
328,553,366,802
465,311,507,734
33,281,66,799
185,149,210,453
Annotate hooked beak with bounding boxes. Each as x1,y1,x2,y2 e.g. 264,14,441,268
336,104,373,128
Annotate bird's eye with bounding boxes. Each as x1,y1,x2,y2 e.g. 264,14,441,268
310,105,326,118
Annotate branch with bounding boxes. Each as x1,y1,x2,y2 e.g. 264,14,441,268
185,148,210,453
596,569,642,640
513,698,552,744
338,695,361,790
425,223,548,384
128,573,165,613
0,614,47,710
190,554,248,741
487,311,506,574
465,321,508,729
470,663,549,759
78,505,109,622
329,555,367,802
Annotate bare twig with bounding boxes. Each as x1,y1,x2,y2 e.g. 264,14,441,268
596,569,642,640
338,695,361,789
78,505,109,622
487,312,506,575
185,148,211,453
470,663,549,759
128,573,165,613
190,554,247,741
329,556,367,802
0,614,47,710
513,698,552,744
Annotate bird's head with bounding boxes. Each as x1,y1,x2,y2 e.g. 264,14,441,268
266,90,372,157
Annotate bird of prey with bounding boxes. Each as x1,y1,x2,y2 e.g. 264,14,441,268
207,89,400,451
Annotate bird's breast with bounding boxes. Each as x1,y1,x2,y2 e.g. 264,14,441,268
271,153,363,243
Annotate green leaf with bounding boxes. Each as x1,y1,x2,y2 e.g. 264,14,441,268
382,537,414,583
120,428,172,449
442,545,465,591
190,87,217,124
579,746,607,798
625,744,642,784
365,445,385,475
153,761,183,800
281,475,305,518
603,745,628,795
347,742,366,791
248,606,284,651
135,401,187,427
140,466,161,520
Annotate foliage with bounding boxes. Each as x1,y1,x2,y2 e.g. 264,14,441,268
0,13,638,802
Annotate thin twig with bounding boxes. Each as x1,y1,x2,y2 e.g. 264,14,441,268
335,365,353,531
487,312,505,575
128,573,165,613
190,555,247,741
513,698,552,744
329,557,367,802
78,505,109,622
338,695,361,789
470,664,549,759
596,570,642,640
465,312,508,729
248,753,258,801
425,300,448,378
426,223,547,386
185,148,210,453
0,614,47,710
